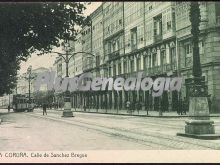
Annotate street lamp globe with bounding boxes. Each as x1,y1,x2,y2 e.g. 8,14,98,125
27,65,32,73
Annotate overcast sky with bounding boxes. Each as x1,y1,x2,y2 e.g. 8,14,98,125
19,2,102,75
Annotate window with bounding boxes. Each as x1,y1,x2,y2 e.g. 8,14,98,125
161,50,166,65
109,67,111,77
137,57,141,71
154,16,162,36
96,55,100,67
216,3,220,23
170,47,175,64
199,41,204,54
167,21,172,31
124,61,127,73
131,27,137,51
144,56,148,69
185,43,192,66
146,22,153,41
148,55,151,68
112,41,116,52
118,63,121,75
108,42,111,54
119,19,122,25
152,53,157,67
185,43,192,56
113,64,117,76
130,59,134,72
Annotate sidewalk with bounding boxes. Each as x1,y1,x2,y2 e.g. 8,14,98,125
47,107,220,118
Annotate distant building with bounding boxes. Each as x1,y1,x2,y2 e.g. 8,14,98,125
16,67,49,95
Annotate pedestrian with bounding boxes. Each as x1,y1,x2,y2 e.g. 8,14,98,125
8,105,10,113
43,103,47,115
179,98,183,115
83,104,86,111
208,95,212,112
126,100,131,113
137,102,142,114
183,97,187,115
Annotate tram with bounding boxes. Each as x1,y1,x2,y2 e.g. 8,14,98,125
12,94,35,112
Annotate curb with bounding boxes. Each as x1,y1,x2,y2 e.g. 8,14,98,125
45,109,220,118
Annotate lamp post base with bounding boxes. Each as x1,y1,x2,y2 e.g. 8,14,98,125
177,97,220,139
185,120,215,134
62,92,74,117
62,101,74,117
177,133,220,140
62,110,74,117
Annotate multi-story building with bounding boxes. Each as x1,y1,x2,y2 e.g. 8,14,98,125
73,34,83,77
53,56,63,77
85,5,104,109
82,25,93,72
176,2,220,113
102,2,124,110
68,40,76,78
143,2,177,112
101,2,177,111
70,34,84,109
55,2,220,113
91,5,104,77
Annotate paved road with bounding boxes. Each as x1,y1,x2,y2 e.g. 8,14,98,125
1,109,220,150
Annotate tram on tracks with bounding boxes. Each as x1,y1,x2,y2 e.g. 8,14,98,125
12,94,35,112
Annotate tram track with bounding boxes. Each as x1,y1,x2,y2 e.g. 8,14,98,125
26,112,220,150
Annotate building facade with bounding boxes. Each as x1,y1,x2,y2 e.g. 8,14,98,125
55,2,220,114
176,2,220,113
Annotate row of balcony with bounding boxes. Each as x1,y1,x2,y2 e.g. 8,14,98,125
108,50,120,61
112,63,177,79
106,35,163,61
146,63,177,75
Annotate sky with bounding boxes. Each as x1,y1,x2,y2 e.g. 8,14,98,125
19,2,102,75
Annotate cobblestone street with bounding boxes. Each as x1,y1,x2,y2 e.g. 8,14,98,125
1,109,220,150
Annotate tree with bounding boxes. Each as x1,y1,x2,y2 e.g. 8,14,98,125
0,2,90,95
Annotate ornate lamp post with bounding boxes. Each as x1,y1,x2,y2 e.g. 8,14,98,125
39,42,95,117
177,2,220,139
26,65,35,112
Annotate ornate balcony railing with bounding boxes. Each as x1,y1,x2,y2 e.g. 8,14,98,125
163,64,172,72
108,50,120,61
217,16,220,24
172,63,177,70
154,34,162,42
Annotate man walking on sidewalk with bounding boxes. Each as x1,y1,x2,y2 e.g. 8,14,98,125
8,105,10,113
43,103,47,115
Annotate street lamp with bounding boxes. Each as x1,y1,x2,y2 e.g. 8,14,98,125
26,65,35,112
38,43,96,117
177,2,220,139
